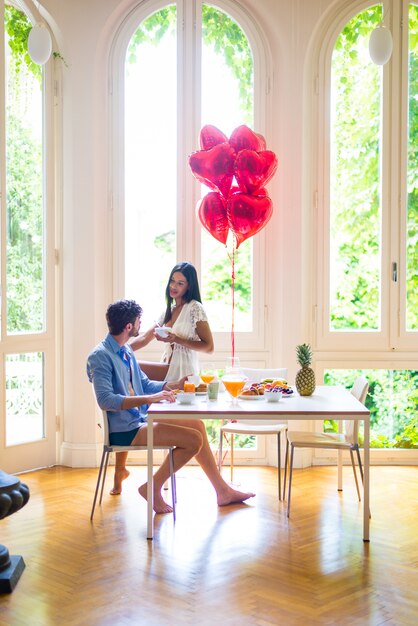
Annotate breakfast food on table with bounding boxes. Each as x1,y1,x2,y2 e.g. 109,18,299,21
241,383,264,396
241,379,294,396
196,383,207,393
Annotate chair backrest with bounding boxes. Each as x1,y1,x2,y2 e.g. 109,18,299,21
236,368,288,425
138,360,169,381
345,376,369,443
241,367,288,383
100,410,111,447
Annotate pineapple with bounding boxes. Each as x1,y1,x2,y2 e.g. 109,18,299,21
295,343,316,396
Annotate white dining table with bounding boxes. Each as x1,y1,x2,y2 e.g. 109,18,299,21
146,385,370,542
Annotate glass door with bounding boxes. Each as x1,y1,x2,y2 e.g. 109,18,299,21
0,1,56,473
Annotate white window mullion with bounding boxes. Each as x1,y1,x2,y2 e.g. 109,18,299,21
177,0,201,265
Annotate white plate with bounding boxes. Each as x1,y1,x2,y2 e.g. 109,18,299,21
195,391,207,396
239,394,264,400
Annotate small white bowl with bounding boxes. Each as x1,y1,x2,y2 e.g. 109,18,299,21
177,392,195,405
155,326,171,338
264,389,282,403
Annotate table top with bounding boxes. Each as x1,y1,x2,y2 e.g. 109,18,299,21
148,385,369,420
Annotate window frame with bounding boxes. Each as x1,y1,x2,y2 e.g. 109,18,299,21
312,0,418,353
0,0,57,472
110,0,273,357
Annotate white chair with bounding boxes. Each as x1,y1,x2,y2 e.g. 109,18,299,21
283,376,369,516
218,368,288,500
90,409,177,520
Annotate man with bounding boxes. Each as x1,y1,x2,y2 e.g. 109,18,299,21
87,299,255,514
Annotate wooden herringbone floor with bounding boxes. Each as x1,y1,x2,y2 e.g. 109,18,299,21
0,464,417,626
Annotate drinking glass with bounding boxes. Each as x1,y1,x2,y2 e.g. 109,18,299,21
200,363,216,384
222,356,245,405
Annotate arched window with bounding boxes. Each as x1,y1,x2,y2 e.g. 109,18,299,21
113,0,270,356
313,1,418,455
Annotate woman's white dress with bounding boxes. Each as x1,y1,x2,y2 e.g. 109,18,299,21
159,300,208,381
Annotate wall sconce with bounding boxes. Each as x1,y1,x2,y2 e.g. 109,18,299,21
369,24,393,65
27,23,52,65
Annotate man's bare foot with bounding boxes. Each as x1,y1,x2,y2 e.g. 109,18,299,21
217,487,255,507
138,484,173,514
110,468,130,495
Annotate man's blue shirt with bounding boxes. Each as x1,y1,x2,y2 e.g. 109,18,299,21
87,333,165,433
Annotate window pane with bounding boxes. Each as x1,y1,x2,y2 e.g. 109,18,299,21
5,352,45,446
324,368,418,449
406,4,418,331
125,6,177,325
329,8,382,331
5,5,45,334
201,4,254,332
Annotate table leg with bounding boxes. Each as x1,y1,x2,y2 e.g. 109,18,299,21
337,420,343,490
147,418,154,540
363,416,370,542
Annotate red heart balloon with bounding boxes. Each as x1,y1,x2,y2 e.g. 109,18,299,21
200,125,228,150
197,192,229,245
189,142,235,197
229,125,264,153
227,192,273,248
234,149,278,194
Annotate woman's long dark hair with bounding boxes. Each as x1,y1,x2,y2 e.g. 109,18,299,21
163,262,202,324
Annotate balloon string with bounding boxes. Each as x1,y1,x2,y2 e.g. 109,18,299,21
231,238,235,361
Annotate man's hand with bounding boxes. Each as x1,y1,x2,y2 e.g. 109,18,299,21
149,389,176,404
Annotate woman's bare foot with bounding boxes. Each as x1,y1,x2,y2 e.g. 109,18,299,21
138,484,173,514
217,487,255,507
110,468,130,495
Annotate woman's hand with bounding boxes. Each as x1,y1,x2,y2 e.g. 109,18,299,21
164,375,190,391
155,330,177,343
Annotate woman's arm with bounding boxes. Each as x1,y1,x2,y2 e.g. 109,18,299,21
129,324,156,351
156,320,214,354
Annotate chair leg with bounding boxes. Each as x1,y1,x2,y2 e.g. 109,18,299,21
354,446,371,518
355,446,364,485
287,444,295,517
90,449,107,520
277,433,282,500
218,430,223,473
99,451,110,505
283,439,289,499
349,449,361,501
168,449,176,521
230,434,234,483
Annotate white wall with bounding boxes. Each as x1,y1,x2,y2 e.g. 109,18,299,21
39,0,336,466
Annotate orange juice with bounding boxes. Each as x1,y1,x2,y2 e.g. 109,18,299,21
222,378,245,398
184,382,195,392
200,374,215,384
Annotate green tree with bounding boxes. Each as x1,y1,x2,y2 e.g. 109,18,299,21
5,5,44,332
330,7,382,330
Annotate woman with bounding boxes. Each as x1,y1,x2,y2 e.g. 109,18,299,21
131,262,214,380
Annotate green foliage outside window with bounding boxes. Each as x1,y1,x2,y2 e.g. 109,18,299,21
324,369,418,449
407,5,418,330
5,5,44,333
330,7,382,330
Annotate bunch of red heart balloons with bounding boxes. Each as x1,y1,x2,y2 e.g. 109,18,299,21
189,124,278,248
